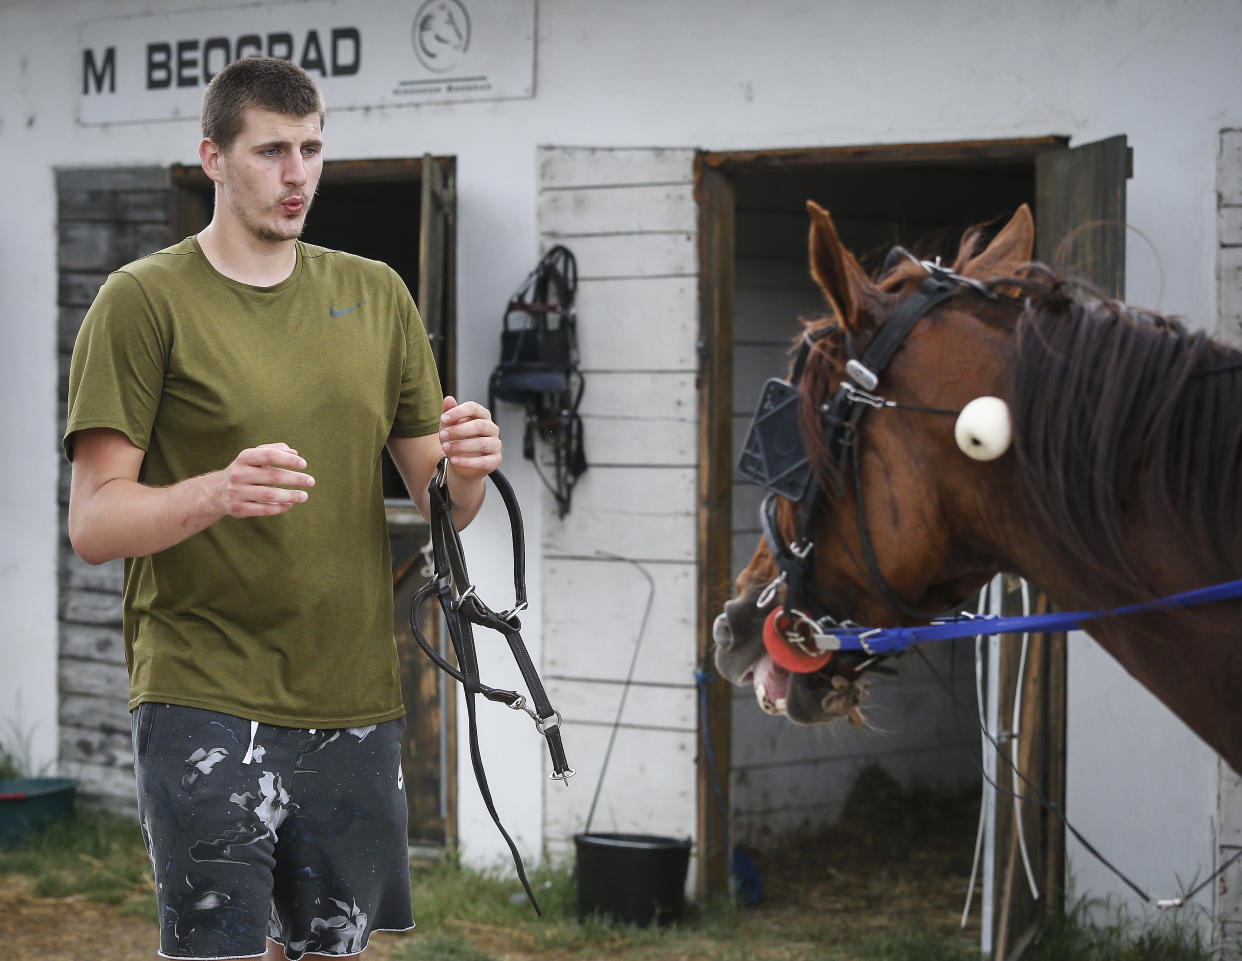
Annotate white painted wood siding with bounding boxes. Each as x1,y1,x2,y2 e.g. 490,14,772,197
536,147,700,848
1217,131,1242,956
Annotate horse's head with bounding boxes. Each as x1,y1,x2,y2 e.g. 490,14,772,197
715,201,1035,724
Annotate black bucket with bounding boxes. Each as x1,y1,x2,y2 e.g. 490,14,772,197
574,832,692,925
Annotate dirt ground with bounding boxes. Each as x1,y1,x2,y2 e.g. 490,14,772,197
0,771,982,961
0,874,413,961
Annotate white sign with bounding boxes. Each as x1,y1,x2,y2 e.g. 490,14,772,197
79,0,535,125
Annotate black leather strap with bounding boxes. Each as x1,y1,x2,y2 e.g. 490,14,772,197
408,458,571,915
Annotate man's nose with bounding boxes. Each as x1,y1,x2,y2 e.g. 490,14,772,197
283,154,308,186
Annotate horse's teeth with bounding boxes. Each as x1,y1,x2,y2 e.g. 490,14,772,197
755,683,782,715
775,697,787,712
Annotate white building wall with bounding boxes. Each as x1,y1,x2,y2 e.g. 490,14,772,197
1,0,1239,919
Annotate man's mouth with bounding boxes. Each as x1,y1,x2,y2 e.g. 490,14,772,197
280,196,305,215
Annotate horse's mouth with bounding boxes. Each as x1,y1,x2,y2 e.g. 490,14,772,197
713,595,870,725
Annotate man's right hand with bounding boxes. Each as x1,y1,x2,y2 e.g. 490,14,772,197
68,428,316,565
218,443,315,517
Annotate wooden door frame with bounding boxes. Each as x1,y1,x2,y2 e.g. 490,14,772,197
694,135,1067,899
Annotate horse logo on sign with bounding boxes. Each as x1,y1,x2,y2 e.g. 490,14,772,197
412,0,471,73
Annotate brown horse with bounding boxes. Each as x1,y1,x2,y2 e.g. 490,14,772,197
714,201,1242,772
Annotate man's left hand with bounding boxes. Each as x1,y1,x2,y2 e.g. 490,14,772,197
439,396,502,480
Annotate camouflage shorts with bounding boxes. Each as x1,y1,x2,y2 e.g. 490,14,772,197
131,703,414,959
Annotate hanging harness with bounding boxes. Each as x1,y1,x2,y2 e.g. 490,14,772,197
488,246,587,518
409,457,573,916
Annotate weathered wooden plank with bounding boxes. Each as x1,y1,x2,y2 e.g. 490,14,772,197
573,413,696,467
1219,206,1242,247
60,723,133,769
733,342,794,411
731,483,764,535
58,221,170,272
60,692,131,734
542,467,696,562
60,588,123,627
61,550,124,594
543,723,696,838
75,763,139,815
57,166,170,193
539,184,698,236
543,558,696,683
58,271,110,308
736,255,818,291
547,677,696,730
1219,246,1242,346
59,656,128,699
1220,762,1242,846
538,146,696,190
734,286,824,339
1221,130,1242,206
577,372,696,418
549,230,696,281
59,306,88,352
58,188,171,225
60,621,126,666
542,372,696,466
575,276,698,371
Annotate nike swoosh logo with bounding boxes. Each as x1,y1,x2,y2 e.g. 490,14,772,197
330,301,364,317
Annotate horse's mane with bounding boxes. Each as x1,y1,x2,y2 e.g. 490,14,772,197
1009,268,1242,605
792,223,1242,608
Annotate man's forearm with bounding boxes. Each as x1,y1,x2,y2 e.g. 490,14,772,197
69,472,227,566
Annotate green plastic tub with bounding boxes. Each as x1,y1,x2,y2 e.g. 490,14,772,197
0,778,77,849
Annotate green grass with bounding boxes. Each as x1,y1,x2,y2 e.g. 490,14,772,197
1027,891,1218,961
0,743,23,780
0,805,1227,960
0,805,156,922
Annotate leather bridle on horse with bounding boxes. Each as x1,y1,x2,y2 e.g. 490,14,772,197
738,260,993,672
410,457,572,915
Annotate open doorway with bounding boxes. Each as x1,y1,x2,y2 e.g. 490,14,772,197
171,155,459,849
697,136,1128,955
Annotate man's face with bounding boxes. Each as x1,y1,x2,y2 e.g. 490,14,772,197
213,107,323,244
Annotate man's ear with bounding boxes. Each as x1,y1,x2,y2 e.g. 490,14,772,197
199,138,225,185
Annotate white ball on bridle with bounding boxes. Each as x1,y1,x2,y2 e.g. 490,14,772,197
954,396,1012,461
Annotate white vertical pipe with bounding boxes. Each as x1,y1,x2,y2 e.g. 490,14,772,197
981,574,1004,956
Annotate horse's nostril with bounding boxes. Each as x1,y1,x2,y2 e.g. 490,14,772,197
712,611,733,647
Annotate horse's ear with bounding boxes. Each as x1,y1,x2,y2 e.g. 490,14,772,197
807,200,878,333
962,203,1035,279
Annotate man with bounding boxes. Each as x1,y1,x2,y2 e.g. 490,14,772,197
64,56,500,960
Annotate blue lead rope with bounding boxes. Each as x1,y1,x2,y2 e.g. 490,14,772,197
823,577,1242,653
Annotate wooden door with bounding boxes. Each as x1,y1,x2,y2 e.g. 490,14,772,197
397,154,457,848
695,159,736,898
985,134,1130,961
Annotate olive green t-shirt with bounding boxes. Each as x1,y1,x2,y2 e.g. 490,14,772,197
64,237,443,728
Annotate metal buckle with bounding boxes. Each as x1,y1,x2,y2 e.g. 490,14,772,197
535,710,562,734
549,767,576,782
756,573,786,610
508,697,562,736
840,382,890,410
499,600,528,624
858,628,882,655
845,359,879,392
435,457,450,488
453,583,477,610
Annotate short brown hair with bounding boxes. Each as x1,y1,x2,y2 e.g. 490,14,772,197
201,56,325,150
